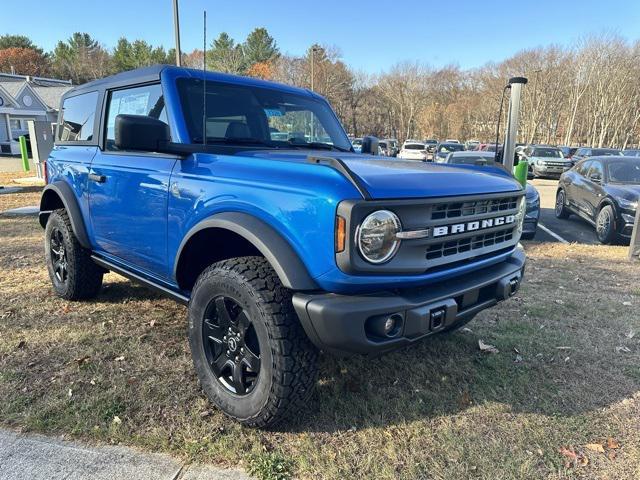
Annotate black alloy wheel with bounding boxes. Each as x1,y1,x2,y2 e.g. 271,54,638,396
202,295,261,395
49,227,69,287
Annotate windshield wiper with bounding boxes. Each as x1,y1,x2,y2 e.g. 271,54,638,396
288,141,352,153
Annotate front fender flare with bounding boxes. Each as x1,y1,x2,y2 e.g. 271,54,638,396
174,212,319,291
39,181,91,249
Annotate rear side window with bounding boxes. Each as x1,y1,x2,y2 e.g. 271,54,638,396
58,91,99,142
105,84,167,151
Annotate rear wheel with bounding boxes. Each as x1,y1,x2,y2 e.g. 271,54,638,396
44,209,103,300
188,256,318,428
596,205,618,244
555,190,570,219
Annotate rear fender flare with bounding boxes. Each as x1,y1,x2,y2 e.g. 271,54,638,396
39,181,91,249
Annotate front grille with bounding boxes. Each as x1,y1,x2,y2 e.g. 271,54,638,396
336,191,525,275
542,161,567,168
431,196,519,220
426,229,515,260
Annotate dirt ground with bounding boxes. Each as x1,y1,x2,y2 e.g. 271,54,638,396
1,183,639,480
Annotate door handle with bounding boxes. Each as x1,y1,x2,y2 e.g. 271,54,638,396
89,173,106,183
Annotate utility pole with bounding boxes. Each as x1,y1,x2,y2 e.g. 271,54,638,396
173,0,182,66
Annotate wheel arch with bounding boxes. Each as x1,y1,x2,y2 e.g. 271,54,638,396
174,212,319,292
39,181,91,249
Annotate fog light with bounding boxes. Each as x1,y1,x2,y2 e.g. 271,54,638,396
384,316,397,335
366,313,403,338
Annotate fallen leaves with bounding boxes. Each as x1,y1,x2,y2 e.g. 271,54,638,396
607,437,620,450
559,438,621,469
559,446,588,468
584,443,605,453
478,339,499,354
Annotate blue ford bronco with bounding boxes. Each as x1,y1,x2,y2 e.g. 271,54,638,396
40,65,526,428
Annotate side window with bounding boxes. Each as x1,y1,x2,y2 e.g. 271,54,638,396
588,161,603,181
58,91,99,142
105,84,167,151
578,160,592,176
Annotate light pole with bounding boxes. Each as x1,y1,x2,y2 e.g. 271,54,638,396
173,0,182,66
310,46,320,91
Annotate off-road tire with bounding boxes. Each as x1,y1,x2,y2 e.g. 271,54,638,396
188,256,318,428
555,189,570,219
44,209,103,300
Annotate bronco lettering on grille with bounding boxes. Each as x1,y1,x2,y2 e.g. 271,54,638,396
432,215,515,238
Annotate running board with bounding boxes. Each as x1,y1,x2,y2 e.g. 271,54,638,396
91,255,190,305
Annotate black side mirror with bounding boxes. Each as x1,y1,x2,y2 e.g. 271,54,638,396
590,173,602,183
360,136,379,155
115,114,170,152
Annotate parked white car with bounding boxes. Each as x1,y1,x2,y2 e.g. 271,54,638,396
398,141,428,161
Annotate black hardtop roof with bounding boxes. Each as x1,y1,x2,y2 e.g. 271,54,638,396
61,64,317,101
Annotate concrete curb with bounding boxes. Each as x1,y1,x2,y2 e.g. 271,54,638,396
0,429,254,480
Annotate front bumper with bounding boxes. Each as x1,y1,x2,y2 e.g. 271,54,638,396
533,164,571,177
619,211,637,238
293,247,526,355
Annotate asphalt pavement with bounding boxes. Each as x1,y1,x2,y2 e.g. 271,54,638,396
525,178,600,245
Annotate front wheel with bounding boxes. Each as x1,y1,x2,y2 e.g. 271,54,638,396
188,256,318,428
555,190,570,219
596,205,618,244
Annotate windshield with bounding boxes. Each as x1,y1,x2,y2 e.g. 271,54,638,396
404,143,425,150
176,78,352,151
593,148,621,156
607,159,640,184
438,144,465,153
532,148,563,158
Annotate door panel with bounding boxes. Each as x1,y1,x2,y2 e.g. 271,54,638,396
582,161,605,221
88,152,176,277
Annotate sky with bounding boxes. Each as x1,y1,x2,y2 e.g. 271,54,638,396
4,0,640,73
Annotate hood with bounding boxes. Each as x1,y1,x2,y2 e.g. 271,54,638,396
607,184,640,201
242,150,523,199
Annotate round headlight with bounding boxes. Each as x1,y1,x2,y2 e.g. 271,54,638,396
356,210,401,264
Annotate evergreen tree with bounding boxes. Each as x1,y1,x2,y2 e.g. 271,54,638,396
207,32,245,74
243,28,279,65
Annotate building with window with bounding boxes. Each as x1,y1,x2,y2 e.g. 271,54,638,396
0,73,72,154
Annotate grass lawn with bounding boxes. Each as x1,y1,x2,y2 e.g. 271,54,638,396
1,185,639,479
